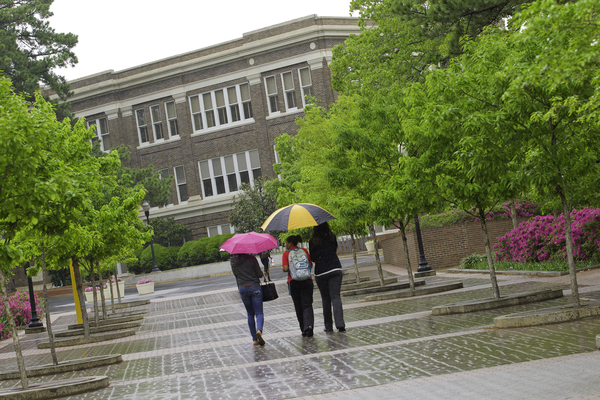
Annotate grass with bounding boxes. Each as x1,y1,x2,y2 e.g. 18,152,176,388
463,259,599,272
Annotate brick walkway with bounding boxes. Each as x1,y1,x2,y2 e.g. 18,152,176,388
0,265,598,399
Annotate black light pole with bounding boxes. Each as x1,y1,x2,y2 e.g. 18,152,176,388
414,214,432,272
142,201,161,272
24,263,43,328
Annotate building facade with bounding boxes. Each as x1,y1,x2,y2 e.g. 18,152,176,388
62,15,360,239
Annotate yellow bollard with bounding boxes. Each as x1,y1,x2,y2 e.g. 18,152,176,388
69,261,82,324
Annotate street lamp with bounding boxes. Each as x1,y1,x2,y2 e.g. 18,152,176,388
414,214,432,272
142,201,160,272
24,263,43,329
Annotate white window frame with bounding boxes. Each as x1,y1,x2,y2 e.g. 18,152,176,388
198,150,261,198
189,83,253,133
174,165,189,204
281,71,297,111
264,75,280,115
150,104,166,142
165,101,179,138
298,67,313,107
135,108,150,145
86,117,111,152
240,83,253,119
207,224,234,237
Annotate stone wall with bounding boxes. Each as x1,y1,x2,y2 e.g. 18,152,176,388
378,218,525,270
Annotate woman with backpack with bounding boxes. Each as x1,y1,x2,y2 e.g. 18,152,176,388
282,234,315,337
230,253,266,346
309,222,345,332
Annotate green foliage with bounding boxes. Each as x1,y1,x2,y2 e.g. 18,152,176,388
462,259,598,272
150,217,190,247
229,176,278,233
139,244,180,272
0,0,78,120
176,234,233,268
126,247,145,275
459,254,486,269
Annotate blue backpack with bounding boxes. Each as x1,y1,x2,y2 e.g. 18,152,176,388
288,248,312,281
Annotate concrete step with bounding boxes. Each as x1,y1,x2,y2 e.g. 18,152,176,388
68,315,144,330
365,281,463,301
56,321,142,338
341,277,398,292
341,279,425,297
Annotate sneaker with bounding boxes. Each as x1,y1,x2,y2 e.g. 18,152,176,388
256,330,265,346
253,340,259,345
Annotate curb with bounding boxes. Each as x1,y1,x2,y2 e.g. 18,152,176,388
0,376,109,399
341,279,425,297
494,300,600,328
37,330,136,349
68,314,144,330
0,355,122,380
432,289,564,316
108,299,150,309
446,264,600,277
341,277,398,292
55,321,142,338
365,281,463,301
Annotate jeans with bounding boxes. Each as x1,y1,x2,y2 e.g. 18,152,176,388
239,286,264,341
315,270,344,330
289,279,314,333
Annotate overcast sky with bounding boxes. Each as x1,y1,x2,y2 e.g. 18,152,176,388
49,0,355,82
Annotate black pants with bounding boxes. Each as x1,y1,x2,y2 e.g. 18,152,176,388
261,258,270,277
315,270,345,330
289,279,314,333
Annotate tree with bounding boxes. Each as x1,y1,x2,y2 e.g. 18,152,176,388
0,0,78,119
229,176,278,233
150,217,190,247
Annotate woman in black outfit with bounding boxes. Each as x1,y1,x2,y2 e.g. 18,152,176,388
309,222,345,332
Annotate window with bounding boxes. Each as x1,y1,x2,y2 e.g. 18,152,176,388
265,76,279,114
135,109,150,144
165,101,179,137
281,71,296,110
189,83,253,133
190,95,204,131
240,83,253,119
159,168,173,205
87,117,111,152
208,224,233,237
150,105,165,141
299,67,313,107
174,165,189,203
199,150,261,198
227,87,241,123
215,90,228,125
203,93,216,128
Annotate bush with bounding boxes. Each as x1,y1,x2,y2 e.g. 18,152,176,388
127,247,145,275
495,207,600,263
139,244,180,271
460,254,486,269
0,291,45,340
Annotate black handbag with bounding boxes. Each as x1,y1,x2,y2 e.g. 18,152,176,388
261,282,278,302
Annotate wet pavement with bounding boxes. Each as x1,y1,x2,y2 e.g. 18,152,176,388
0,258,599,399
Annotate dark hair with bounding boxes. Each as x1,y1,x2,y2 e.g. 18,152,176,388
310,222,336,245
286,234,301,246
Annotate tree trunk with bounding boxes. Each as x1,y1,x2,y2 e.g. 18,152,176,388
108,273,115,315
369,223,385,286
114,267,122,304
350,231,360,284
478,208,501,299
509,199,518,230
559,190,580,307
398,220,415,290
96,261,107,320
88,263,100,327
41,250,58,365
0,268,29,389
71,257,90,337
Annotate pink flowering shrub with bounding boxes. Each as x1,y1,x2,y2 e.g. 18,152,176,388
137,279,153,285
495,207,600,263
0,291,46,340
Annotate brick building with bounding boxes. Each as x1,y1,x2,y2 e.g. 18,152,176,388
61,15,361,239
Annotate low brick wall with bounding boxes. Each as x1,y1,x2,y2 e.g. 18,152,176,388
378,218,525,270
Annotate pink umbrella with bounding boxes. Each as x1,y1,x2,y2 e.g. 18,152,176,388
220,232,278,254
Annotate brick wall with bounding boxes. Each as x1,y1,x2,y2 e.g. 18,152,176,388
379,218,526,270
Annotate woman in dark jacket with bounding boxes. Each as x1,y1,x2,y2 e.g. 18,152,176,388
309,222,345,332
231,253,266,345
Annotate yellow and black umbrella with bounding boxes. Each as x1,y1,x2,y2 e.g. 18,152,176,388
261,203,335,232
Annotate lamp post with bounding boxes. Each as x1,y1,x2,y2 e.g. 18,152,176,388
414,214,432,272
142,201,160,272
24,263,43,329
